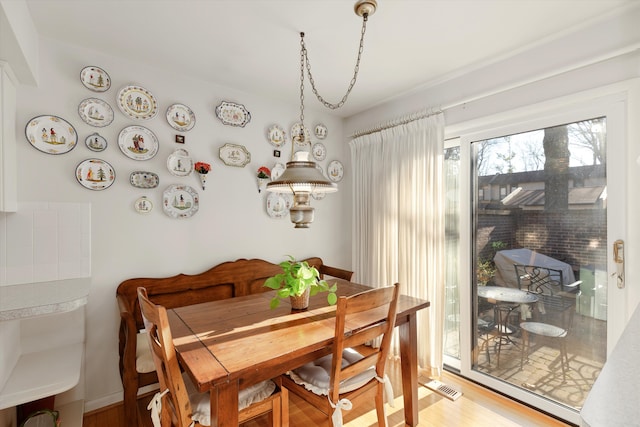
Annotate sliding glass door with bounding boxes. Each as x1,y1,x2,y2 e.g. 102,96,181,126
443,95,627,424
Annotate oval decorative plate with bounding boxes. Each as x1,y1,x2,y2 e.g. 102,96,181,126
118,125,159,160
290,123,311,146
78,97,114,127
166,103,195,132
134,196,153,214
162,184,199,219
314,123,328,139
85,132,107,152
25,115,78,155
327,160,344,182
219,143,251,167
129,171,159,189
266,192,292,219
215,101,251,127
75,158,115,190
312,142,327,161
80,66,111,92
167,148,193,176
267,125,286,147
117,85,158,120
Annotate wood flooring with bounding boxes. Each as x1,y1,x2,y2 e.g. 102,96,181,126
83,357,573,427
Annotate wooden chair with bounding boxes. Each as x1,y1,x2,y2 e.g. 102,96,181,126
281,283,400,427
137,287,288,427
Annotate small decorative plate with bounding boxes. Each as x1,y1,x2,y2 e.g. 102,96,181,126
219,143,251,167
25,115,78,155
85,132,107,152
118,125,159,160
314,123,328,139
267,125,286,147
75,158,115,190
134,196,153,214
312,142,327,161
129,171,159,189
266,192,293,219
290,123,311,146
166,103,195,132
162,184,199,219
271,162,286,180
80,66,111,92
311,192,326,200
327,160,344,182
167,148,193,176
215,101,251,127
78,97,114,127
117,85,158,120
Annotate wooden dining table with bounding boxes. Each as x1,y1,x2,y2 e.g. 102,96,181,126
167,279,430,427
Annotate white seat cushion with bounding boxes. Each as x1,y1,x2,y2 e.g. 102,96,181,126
287,348,377,396
185,375,276,426
136,331,156,374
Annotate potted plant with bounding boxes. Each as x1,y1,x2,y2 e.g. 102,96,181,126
264,256,338,310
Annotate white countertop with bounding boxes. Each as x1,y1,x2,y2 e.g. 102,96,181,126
0,278,90,320
580,303,640,427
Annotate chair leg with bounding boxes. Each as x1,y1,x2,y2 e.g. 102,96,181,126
123,384,139,427
280,386,289,427
375,383,387,427
520,329,528,370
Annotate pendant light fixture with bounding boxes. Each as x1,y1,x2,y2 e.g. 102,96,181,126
266,0,377,228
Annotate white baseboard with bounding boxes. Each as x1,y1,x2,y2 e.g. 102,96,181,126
84,384,159,413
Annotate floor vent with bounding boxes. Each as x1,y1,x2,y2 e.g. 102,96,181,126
423,379,463,401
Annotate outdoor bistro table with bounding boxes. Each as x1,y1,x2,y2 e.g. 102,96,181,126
478,286,539,348
168,279,430,427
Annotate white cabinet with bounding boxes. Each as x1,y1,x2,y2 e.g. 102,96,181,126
0,61,17,212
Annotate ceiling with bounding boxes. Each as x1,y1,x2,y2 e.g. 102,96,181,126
25,0,633,118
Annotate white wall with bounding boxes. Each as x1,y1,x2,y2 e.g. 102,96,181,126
13,36,351,410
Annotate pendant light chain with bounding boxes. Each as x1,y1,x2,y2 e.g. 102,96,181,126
300,14,369,110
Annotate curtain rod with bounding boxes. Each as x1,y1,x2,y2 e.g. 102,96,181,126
350,108,443,139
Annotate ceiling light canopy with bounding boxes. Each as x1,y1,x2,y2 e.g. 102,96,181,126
266,0,377,228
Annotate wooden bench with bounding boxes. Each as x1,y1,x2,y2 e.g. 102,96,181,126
116,257,352,426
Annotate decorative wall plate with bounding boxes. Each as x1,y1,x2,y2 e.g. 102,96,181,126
167,148,193,176
267,125,286,147
118,125,159,160
78,97,114,127
134,196,153,214
327,160,344,182
215,101,251,127
85,132,107,152
312,142,327,161
314,123,327,139
166,103,195,131
162,184,199,218
25,115,78,155
290,123,311,146
312,192,326,200
75,158,115,190
117,85,158,120
129,171,159,189
80,66,111,92
266,192,292,219
219,143,251,167
271,162,285,180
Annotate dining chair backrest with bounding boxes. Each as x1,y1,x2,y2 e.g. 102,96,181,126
137,287,196,427
329,283,400,404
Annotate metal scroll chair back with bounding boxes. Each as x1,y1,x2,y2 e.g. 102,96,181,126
515,266,582,379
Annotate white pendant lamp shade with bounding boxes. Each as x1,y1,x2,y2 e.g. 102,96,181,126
266,152,337,195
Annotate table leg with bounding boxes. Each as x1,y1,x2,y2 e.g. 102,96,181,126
399,313,419,427
210,381,239,427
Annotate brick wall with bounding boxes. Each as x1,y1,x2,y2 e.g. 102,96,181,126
477,209,607,271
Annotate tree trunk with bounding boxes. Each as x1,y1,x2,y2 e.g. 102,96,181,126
543,125,570,211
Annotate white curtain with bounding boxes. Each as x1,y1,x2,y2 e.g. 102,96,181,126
349,113,445,377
